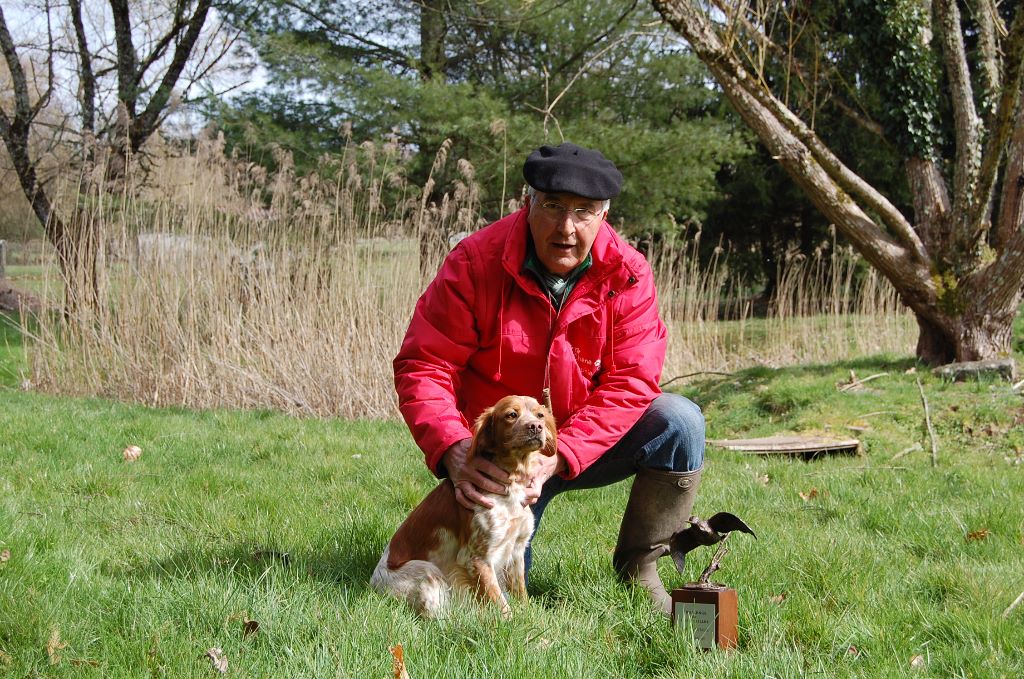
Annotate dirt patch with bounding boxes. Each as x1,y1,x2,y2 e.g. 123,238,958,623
0,279,43,313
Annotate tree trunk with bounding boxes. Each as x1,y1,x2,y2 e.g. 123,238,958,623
54,206,101,317
914,314,956,365
914,298,1019,365
419,0,448,81
956,311,1016,361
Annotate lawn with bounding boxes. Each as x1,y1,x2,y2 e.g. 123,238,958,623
1,313,1023,677
3,265,50,297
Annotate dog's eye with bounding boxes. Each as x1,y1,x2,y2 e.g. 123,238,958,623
505,409,519,420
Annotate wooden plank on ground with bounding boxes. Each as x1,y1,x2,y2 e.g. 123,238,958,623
709,435,861,459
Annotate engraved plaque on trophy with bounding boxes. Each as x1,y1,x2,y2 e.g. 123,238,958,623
671,584,738,650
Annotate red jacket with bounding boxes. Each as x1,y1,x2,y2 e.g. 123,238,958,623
394,207,667,479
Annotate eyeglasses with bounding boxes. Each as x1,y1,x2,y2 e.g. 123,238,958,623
536,200,603,224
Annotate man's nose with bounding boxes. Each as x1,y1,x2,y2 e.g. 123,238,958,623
555,212,576,232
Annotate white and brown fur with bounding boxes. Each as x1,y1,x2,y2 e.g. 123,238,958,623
370,395,557,617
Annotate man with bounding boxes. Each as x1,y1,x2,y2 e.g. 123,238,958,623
393,142,705,615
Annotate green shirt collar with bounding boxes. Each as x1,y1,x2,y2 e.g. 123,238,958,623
523,240,592,310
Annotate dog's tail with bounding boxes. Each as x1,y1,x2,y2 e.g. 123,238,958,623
370,548,450,618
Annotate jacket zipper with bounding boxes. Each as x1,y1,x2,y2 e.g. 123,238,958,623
540,270,624,400
511,260,632,404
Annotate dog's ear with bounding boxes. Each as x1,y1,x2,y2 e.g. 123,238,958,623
542,408,558,457
468,405,497,461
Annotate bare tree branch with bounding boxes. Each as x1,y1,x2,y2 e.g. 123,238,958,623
906,156,953,253
974,217,1024,322
995,89,1024,250
29,0,56,121
174,24,242,98
109,0,139,117
129,0,212,153
971,9,1024,240
710,0,887,141
0,7,33,124
134,0,189,86
69,0,96,138
935,0,982,224
973,0,1003,109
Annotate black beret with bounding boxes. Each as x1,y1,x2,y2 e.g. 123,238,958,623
522,142,623,200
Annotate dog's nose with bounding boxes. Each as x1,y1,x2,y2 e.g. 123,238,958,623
528,421,543,434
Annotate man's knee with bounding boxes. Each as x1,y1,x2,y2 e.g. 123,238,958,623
644,393,705,472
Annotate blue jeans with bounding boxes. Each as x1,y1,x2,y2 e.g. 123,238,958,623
526,393,705,573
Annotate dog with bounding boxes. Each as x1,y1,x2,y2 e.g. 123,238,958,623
371,395,557,617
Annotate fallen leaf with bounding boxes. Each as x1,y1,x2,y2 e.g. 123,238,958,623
47,629,67,665
769,593,787,604
70,658,99,667
799,488,820,502
204,648,228,674
0,649,11,666
757,474,770,485
242,617,260,638
910,654,926,670
535,637,553,650
123,445,142,462
0,549,10,562
351,454,362,459
846,645,859,657
966,528,990,542
390,644,410,679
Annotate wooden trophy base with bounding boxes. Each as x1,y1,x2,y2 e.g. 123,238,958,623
670,584,738,650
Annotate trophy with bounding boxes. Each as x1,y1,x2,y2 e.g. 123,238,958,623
669,513,756,650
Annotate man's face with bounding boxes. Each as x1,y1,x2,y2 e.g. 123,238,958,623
527,191,607,276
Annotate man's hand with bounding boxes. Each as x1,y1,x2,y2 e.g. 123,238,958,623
442,439,511,510
523,452,566,506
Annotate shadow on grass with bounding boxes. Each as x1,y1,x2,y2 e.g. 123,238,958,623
107,539,384,593
115,540,590,615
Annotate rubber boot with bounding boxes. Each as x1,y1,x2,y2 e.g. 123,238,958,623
612,466,702,616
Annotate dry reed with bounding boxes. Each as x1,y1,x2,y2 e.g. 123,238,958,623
22,134,915,418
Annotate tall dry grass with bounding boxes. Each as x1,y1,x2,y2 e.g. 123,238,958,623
21,134,915,417
652,232,915,379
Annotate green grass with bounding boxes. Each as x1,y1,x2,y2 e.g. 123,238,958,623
3,264,53,298
0,313,29,389
2,322,1023,677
